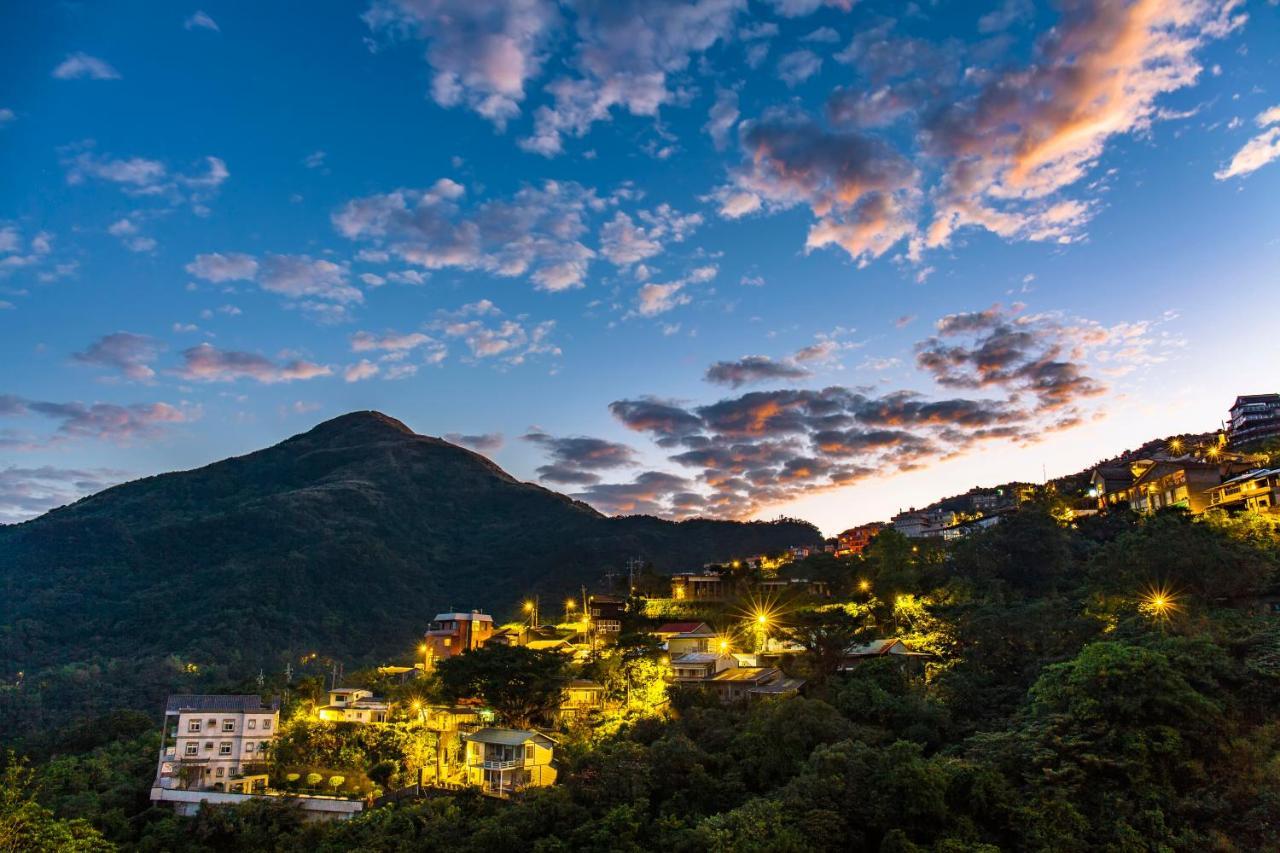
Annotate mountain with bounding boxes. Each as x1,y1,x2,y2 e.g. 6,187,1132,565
0,411,819,738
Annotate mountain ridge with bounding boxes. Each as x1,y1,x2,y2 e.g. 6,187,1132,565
0,411,819,737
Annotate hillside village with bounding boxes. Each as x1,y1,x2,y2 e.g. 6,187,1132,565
142,393,1280,821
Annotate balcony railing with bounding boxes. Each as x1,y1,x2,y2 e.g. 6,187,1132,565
470,758,523,770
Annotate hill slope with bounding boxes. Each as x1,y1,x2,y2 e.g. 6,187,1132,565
0,412,818,734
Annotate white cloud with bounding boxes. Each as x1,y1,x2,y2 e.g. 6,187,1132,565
432,302,559,365
259,255,361,303
344,359,380,382
777,49,822,87
1215,105,1280,180
334,179,599,291
186,252,259,282
520,0,746,156
363,0,560,128
176,343,332,383
184,10,220,31
704,87,740,151
52,53,121,80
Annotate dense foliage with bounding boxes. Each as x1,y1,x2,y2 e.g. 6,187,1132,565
0,411,819,739
5,504,1278,850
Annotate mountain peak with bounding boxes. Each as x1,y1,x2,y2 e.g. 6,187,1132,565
304,410,417,443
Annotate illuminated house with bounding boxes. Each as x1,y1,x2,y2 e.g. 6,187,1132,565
423,611,494,666
840,638,930,670
668,652,803,703
1095,458,1254,515
1091,465,1135,509
318,688,389,723
462,729,558,797
835,523,884,556
153,694,279,795
1205,468,1280,513
670,572,728,600
587,593,626,634
1228,394,1280,448
654,621,717,655
890,509,953,538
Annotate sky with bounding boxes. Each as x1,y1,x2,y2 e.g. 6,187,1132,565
1,0,1279,534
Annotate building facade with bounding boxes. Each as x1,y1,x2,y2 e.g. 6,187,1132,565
1205,468,1280,513
1228,394,1280,448
462,729,558,797
154,694,279,794
835,523,884,556
423,611,494,666
318,688,389,723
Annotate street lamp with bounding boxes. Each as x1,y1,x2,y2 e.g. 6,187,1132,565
858,579,871,593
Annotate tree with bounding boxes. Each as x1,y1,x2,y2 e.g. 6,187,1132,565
781,608,872,686
435,644,568,728
0,754,113,852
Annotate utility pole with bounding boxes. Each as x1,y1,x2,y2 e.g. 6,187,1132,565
283,662,293,684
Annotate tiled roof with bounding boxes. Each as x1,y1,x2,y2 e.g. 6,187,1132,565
165,694,280,713
464,728,556,747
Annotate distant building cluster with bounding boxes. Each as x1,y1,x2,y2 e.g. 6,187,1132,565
1091,394,1280,516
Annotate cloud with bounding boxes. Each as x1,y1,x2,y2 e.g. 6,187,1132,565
580,302,1174,519
175,343,332,383
635,282,691,317
444,432,504,452
705,355,811,388
599,204,702,267
72,332,163,382
921,0,1245,252
62,144,228,207
777,49,822,87
1215,105,1280,180
184,10,220,31
334,179,598,292
52,53,121,80
572,470,695,516
343,359,380,382
523,430,638,484
0,109,16,126
350,329,437,355
363,0,560,128
0,466,131,523
0,395,194,445
520,0,746,156
713,1,1243,266
718,110,919,264
432,302,560,365
704,88,740,150
186,252,259,282
259,255,361,303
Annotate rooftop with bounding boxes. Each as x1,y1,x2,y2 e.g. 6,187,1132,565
165,694,280,714
464,728,556,747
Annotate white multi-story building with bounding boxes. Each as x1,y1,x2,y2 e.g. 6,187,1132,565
154,694,280,794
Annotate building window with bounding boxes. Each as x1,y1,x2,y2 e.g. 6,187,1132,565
219,742,232,756
207,719,216,727
188,720,201,732
185,743,198,756
248,719,256,730
262,720,271,730
204,742,213,750
216,768,224,778
222,719,235,732
244,742,255,753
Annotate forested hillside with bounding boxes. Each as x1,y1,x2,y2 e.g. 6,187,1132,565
5,503,1280,851
0,412,818,739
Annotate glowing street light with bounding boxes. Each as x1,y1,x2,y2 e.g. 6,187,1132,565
858,579,871,593
1140,585,1180,625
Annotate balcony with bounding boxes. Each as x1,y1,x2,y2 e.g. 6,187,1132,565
470,758,523,770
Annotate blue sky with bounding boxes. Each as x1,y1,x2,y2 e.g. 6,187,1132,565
2,0,1279,533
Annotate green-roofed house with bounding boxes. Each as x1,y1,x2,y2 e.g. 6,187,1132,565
462,728,558,797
